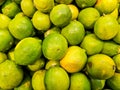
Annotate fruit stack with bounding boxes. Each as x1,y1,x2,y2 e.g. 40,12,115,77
0,0,120,90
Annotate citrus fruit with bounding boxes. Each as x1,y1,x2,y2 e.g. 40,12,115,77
101,41,120,56
86,54,116,79
8,12,35,40
45,60,59,70
106,73,120,90
0,13,11,29
33,0,54,13
0,52,7,63
90,78,106,90
0,60,23,89
44,66,69,90
55,0,73,4
42,33,68,61
60,46,87,73
7,48,15,61
0,29,14,52
50,4,72,27
69,72,91,90
78,7,100,29
14,37,42,65
21,0,36,17
113,54,120,72
32,70,46,90
2,0,21,18
68,4,79,20
95,0,118,14
75,0,97,8
94,15,119,40
32,10,51,31
27,58,45,71
80,33,104,55
61,20,85,45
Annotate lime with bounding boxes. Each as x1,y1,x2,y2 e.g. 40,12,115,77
69,72,91,90
55,0,73,4
0,52,7,63
80,34,104,55
50,4,72,27
61,20,85,45
32,10,51,31
8,12,35,40
113,54,120,72
87,54,116,79
0,29,14,52
0,60,23,89
33,0,54,13
44,66,69,90
60,46,87,73
14,37,42,65
94,15,119,40
78,7,100,29
42,33,68,61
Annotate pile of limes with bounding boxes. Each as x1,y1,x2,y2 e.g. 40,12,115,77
0,0,120,90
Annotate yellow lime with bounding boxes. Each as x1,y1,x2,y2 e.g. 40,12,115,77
0,60,23,89
113,54,120,72
7,48,15,61
78,7,100,29
60,46,87,73
50,4,72,27
33,0,54,13
87,54,116,79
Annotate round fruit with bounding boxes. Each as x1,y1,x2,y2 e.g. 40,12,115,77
44,66,69,90
42,33,68,61
0,52,7,63
0,60,23,89
50,4,72,27
86,54,116,79
55,0,73,4
113,54,120,72
14,37,42,65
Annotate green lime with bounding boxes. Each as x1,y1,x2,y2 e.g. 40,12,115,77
113,54,120,72
0,52,7,63
55,0,73,4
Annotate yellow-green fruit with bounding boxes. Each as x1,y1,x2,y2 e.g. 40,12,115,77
60,46,87,73
106,73,120,90
0,14,11,29
42,33,68,61
87,54,116,79
44,66,69,90
0,29,14,52
14,37,42,65
32,70,46,90
32,11,51,31
113,54,120,72
80,34,104,55
0,52,7,63
61,20,85,45
50,4,72,27
33,0,54,13
69,73,91,90
55,0,73,4
0,60,23,90
94,15,119,40
8,12,34,40
21,0,36,17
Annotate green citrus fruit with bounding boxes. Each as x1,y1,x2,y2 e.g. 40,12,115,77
113,54,120,72
44,66,69,90
75,0,97,8
69,72,91,90
87,54,116,79
12,0,21,4
32,70,46,90
94,15,119,40
0,60,23,89
80,34,104,55
33,0,54,13
7,48,15,61
55,0,73,4
0,13,11,29
14,37,42,65
0,29,14,52
8,12,35,40
21,0,36,17
61,20,85,45
60,46,87,73
0,52,7,63
32,10,51,31
78,7,100,29
42,33,68,61
50,4,72,27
